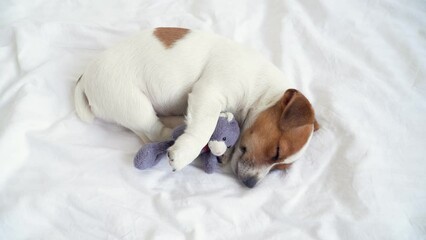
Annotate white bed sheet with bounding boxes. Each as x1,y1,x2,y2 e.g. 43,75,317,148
1,0,426,239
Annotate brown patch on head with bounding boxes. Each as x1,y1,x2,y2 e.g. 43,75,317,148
153,27,190,48
273,163,291,170
280,89,316,131
314,119,320,131
239,89,318,170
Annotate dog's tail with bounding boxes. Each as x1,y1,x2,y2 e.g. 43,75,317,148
74,75,95,123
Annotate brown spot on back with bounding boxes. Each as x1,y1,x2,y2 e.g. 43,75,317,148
153,27,190,48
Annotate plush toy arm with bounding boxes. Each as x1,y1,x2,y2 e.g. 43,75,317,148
171,124,187,140
134,140,174,170
199,152,218,174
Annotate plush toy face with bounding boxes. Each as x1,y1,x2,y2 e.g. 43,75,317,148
208,112,241,156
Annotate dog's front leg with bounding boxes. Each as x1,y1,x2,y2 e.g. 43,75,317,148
167,91,223,171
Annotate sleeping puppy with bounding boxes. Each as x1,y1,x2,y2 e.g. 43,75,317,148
75,27,319,188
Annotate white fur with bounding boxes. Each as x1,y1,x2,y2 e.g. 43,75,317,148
75,29,292,171
74,80,94,122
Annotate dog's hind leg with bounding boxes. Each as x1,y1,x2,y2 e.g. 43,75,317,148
117,90,172,143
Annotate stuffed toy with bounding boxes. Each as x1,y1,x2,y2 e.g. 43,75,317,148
134,112,240,173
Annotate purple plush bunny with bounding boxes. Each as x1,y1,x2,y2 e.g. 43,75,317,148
134,112,240,173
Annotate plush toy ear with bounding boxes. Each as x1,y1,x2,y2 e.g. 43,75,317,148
220,112,234,122
280,89,316,131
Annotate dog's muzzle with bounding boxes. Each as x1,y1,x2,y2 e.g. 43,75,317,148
234,160,261,188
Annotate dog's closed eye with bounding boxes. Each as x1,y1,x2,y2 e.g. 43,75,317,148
240,146,247,154
272,146,280,161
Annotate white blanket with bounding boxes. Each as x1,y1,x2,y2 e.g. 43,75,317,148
1,0,425,239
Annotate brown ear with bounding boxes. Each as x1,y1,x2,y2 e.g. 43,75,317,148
314,119,320,131
280,89,316,131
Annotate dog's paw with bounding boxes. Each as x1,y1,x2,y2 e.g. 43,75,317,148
167,145,195,171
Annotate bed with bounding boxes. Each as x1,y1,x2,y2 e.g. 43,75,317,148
1,0,425,239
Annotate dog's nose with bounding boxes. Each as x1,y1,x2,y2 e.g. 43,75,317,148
242,177,258,188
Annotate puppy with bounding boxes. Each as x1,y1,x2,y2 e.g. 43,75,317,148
75,27,319,187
